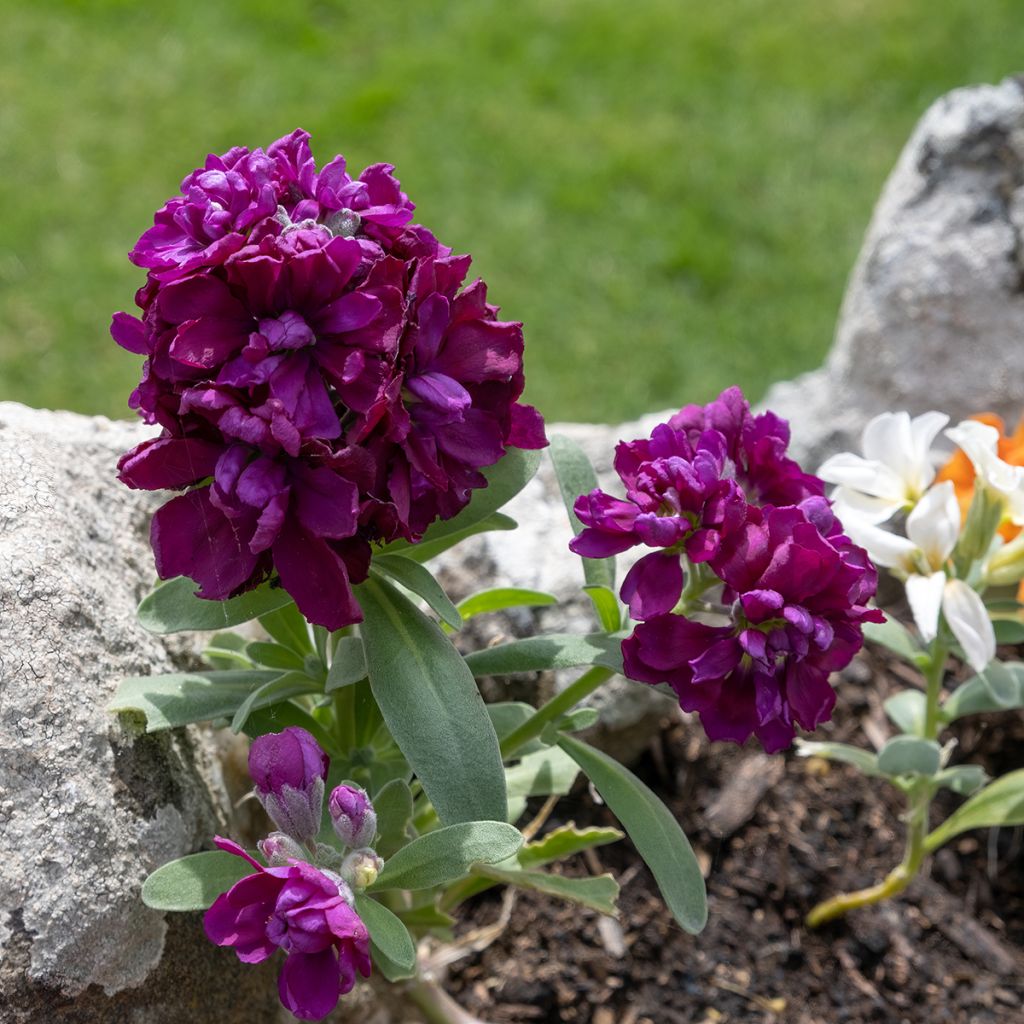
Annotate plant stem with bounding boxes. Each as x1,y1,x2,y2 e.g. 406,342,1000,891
806,640,947,927
499,665,614,759
404,978,495,1024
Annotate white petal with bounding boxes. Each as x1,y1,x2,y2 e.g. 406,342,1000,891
861,412,911,467
905,481,960,567
908,411,949,492
942,578,996,673
817,452,907,502
906,571,946,643
831,486,904,525
842,516,917,569
946,421,1021,495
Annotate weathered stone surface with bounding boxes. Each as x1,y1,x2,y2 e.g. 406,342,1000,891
764,76,1024,468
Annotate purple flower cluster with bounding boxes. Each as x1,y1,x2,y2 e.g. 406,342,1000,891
206,728,380,1020
572,388,881,752
115,130,546,629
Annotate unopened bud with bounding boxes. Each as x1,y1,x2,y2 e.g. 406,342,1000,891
249,727,329,844
257,831,305,866
328,784,377,849
985,532,1024,586
956,485,1006,566
341,848,383,890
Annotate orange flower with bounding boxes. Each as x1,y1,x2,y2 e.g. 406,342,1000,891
936,412,1024,542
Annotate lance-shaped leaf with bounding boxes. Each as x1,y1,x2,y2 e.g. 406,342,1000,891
324,637,368,691
549,433,616,585
933,764,988,796
941,662,1024,721
369,821,523,892
862,615,927,666
386,513,518,564
230,671,322,733
924,769,1024,852
354,894,417,980
795,740,881,776
518,823,624,870
876,736,941,778
138,576,292,634
472,862,619,916
465,633,624,677
258,600,313,655
456,588,558,621
245,641,307,671
356,576,507,825
883,690,926,736
487,702,548,757
383,446,540,559
110,670,282,731
373,778,415,859
583,584,622,633
371,556,462,630
557,734,706,934
142,851,255,912
504,747,580,800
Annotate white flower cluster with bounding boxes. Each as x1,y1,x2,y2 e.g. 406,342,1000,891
819,413,1024,671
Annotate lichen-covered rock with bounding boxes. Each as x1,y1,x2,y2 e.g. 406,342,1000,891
765,76,1024,468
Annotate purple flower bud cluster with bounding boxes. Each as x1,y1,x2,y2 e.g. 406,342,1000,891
206,728,383,1020
572,387,882,752
115,129,547,629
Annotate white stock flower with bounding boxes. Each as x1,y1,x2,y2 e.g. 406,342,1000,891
945,419,1024,525
843,481,995,671
818,411,949,524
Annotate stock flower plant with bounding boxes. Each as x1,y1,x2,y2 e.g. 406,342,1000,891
110,132,1024,1022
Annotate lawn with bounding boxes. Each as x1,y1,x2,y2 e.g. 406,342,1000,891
1,0,1022,425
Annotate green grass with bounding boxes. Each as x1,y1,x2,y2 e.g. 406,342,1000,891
2,0,1023,424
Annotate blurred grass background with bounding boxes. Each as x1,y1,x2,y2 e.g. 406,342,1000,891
1,0,1022,425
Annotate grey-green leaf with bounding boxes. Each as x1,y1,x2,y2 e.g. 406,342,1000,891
862,615,925,665
371,556,462,630
110,670,283,731
356,576,507,825
456,587,558,621
925,769,1024,852
472,863,620,916
230,671,321,734
942,662,1024,721
976,662,1022,707
354,894,417,978
557,734,706,934
245,641,306,671
504,748,580,802
370,821,523,892
373,778,414,859
583,585,622,633
518,823,624,870
883,690,927,735
465,633,624,677
933,764,988,796
384,513,518,564
876,735,942,777
138,576,292,634
141,850,254,911
795,740,881,776
324,637,368,692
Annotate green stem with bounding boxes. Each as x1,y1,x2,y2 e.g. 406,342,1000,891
806,639,947,927
499,665,614,760
404,978,495,1024
333,684,356,753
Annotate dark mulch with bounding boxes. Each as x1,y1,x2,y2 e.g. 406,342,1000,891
446,649,1024,1024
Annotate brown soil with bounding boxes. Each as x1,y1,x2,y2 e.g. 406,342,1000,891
445,649,1024,1024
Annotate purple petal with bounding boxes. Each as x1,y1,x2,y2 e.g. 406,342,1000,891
277,949,341,1022
118,437,223,490
316,291,382,335
620,552,684,620
111,312,149,354
291,464,360,539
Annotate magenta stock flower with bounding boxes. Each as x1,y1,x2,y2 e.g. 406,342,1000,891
205,837,371,1022
114,129,545,629
622,498,882,751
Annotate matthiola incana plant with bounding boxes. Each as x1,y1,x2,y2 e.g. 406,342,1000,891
798,411,1024,924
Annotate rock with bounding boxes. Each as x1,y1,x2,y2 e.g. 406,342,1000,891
0,405,301,1022
764,76,1024,469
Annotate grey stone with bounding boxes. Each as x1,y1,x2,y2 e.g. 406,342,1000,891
764,75,1024,469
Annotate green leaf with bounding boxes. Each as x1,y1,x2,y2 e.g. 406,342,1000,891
925,769,1024,852
141,850,255,911
555,707,600,733
354,894,417,979
138,576,292,634
876,735,942,777
204,631,252,669
230,671,321,734
386,513,518,564
472,863,619,916
456,587,558,621
487,702,548,757
371,556,462,630
373,778,414,859
518,823,624,870
583,585,621,633
258,601,313,655
370,821,523,892
549,433,616,592
394,903,456,931
883,690,926,735
383,446,540,559
245,641,306,671
993,618,1024,644
557,734,706,934
356,576,507,825
243,703,338,753
465,633,624,676
324,637,368,692
862,615,926,666
110,670,282,731
933,764,988,796
504,747,580,802
795,740,881,776
942,662,1024,721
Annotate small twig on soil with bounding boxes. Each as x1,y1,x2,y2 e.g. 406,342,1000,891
521,794,558,841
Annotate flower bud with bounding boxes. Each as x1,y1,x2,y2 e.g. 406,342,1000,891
248,727,329,844
328,784,377,849
257,831,305,866
956,484,1005,566
341,848,384,890
985,532,1024,586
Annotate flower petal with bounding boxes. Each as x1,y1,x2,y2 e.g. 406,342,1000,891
905,570,946,643
942,578,996,672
